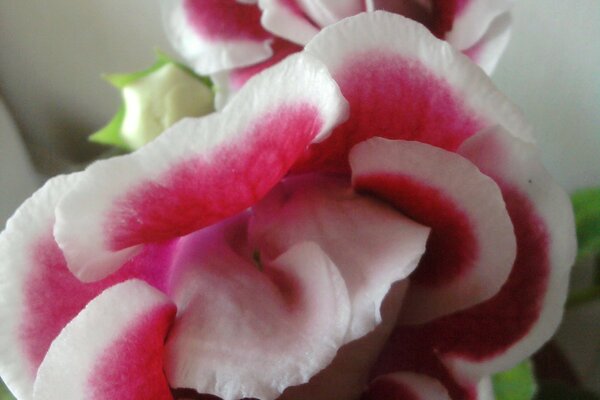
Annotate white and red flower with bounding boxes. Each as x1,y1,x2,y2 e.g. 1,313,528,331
162,0,515,106
0,13,575,400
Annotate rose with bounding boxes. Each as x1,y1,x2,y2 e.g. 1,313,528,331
162,0,515,106
0,13,575,400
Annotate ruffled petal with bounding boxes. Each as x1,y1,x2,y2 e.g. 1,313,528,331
162,0,274,74
294,11,530,173
447,126,576,380
364,372,451,400
0,174,177,400
54,53,348,282
462,12,512,75
164,215,351,400
249,175,430,339
278,282,408,400
446,0,514,51
32,280,176,400
373,127,576,397
350,138,516,324
258,0,320,45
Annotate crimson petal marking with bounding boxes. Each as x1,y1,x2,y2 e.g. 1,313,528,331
0,174,178,400
364,372,451,400
350,138,516,324
446,0,514,51
249,175,430,340
54,53,348,282
162,0,274,74
164,217,351,400
259,0,320,45
296,12,530,173
32,280,176,400
447,126,577,380
372,127,576,396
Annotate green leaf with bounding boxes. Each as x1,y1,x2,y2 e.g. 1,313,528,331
88,105,131,150
534,383,600,400
492,360,537,400
572,188,600,264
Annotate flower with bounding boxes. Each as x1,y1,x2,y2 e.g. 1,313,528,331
0,13,575,400
162,0,515,106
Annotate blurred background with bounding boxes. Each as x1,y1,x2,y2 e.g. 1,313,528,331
0,0,599,397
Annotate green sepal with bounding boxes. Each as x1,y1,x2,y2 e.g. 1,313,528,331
492,359,537,400
88,105,131,150
0,379,15,400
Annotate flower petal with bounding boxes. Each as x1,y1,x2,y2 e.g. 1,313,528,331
32,280,176,400
373,127,576,395
249,175,430,339
164,216,351,400
295,11,530,173
447,126,577,380
162,0,274,74
54,53,348,282
295,0,364,27
364,372,451,400
278,282,408,400
462,12,512,75
446,0,514,51
212,38,301,109
258,0,320,45
0,174,178,400
350,138,516,323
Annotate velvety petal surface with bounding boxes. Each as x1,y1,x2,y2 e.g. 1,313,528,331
249,175,430,339
162,0,274,74
0,174,177,400
372,127,576,399
295,11,530,173
164,215,352,400
350,138,516,323
32,280,176,400
54,53,348,282
364,372,451,400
